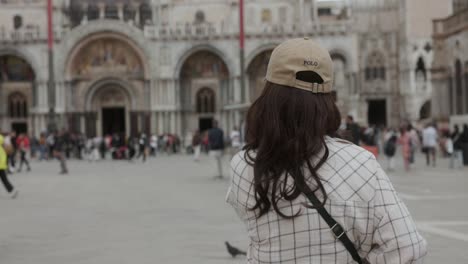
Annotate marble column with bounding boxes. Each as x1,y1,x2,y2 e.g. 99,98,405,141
117,3,124,20
170,111,176,134
158,112,164,134
81,4,88,25
99,3,105,19
135,6,140,25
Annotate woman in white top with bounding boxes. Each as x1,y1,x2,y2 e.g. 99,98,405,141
226,38,426,263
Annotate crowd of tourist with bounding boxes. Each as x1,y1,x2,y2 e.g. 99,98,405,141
2,117,468,199
344,115,468,172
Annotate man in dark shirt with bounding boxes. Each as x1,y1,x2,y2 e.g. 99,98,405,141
346,115,361,146
208,120,225,179
54,130,68,174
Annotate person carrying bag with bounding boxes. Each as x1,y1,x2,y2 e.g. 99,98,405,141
226,38,427,263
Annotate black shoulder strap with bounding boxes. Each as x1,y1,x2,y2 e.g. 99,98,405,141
302,187,363,264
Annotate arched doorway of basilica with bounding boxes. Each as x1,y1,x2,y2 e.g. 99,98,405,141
66,34,149,137
179,51,229,134
247,50,272,102
196,87,216,131
0,55,35,134
90,84,131,137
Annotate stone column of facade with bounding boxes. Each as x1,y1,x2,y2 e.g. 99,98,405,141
81,4,88,25
55,81,65,114
158,112,164,134
117,3,124,20
99,3,105,19
170,111,176,134
135,6,140,26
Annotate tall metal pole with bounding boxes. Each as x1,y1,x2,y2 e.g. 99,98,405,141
47,0,56,132
239,0,246,104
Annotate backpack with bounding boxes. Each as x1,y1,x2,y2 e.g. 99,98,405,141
384,138,397,157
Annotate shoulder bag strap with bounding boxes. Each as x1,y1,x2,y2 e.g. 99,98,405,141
302,186,363,264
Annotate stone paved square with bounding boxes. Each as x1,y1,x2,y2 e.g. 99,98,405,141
0,153,467,263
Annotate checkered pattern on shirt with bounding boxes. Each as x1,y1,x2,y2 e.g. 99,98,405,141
226,137,427,264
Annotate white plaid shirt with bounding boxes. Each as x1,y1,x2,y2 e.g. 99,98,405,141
226,137,427,263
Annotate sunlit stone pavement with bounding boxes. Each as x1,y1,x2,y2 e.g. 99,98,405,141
0,152,467,263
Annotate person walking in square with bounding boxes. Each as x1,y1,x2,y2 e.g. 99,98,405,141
422,123,438,167
192,130,202,161
383,128,397,171
226,38,426,263
399,126,411,172
230,126,242,157
208,121,224,179
16,133,31,172
0,135,18,198
54,130,68,174
136,133,148,162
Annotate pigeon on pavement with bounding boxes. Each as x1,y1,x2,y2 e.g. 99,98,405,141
225,241,247,258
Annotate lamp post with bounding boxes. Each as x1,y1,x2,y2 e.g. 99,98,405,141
239,0,246,104
47,0,56,133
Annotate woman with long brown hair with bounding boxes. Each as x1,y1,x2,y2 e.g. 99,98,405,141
226,38,426,263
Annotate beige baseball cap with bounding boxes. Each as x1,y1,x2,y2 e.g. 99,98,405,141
265,38,334,93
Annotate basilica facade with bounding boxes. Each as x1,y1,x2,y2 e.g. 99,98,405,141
0,0,453,137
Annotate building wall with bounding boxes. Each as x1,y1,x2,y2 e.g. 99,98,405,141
0,0,457,137
431,8,468,128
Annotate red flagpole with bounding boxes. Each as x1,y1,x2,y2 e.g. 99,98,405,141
47,0,54,50
239,0,245,50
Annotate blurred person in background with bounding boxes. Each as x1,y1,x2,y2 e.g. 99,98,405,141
137,133,148,162
230,126,241,156
150,134,158,157
422,123,438,167
8,131,17,172
192,130,202,161
208,120,224,179
16,133,31,172
345,115,360,145
3,133,14,173
399,126,411,172
0,134,18,198
54,130,68,174
408,124,420,166
38,133,48,161
383,128,397,171
451,125,463,168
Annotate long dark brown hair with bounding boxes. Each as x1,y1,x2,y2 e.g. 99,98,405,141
243,81,341,219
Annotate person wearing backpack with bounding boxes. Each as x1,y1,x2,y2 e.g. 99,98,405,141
383,128,397,171
226,38,426,263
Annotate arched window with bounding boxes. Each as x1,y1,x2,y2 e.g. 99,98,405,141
455,59,463,114
195,10,205,24
419,101,431,120
261,9,272,23
331,54,347,90
69,4,84,27
415,56,427,81
13,15,23,30
8,92,28,118
196,88,215,113
105,4,119,19
0,55,35,82
123,4,136,22
87,4,99,21
365,51,386,81
139,3,152,27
